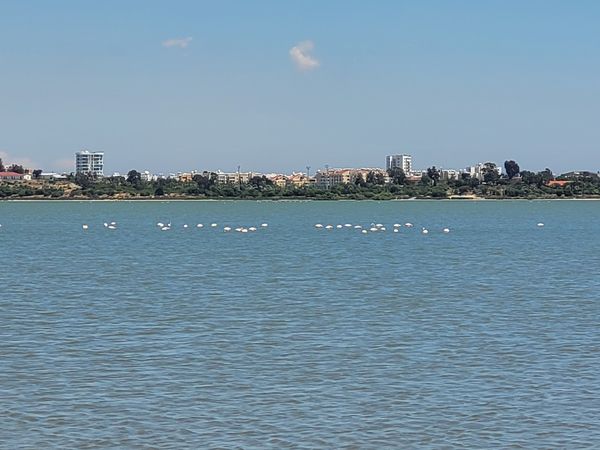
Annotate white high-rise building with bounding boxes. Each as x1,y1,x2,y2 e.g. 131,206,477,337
385,154,412,174
75,150,104,176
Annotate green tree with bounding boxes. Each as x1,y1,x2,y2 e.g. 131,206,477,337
32,169,43,179
193,172,218,191
75,172,93,188
126,170,142,185
504,160,520,179
520,170,537,185
537,168,554,187
387,167,406,185
249,175,273,190
366,171,376,185
365,171,385,185
482,162,500,184
0,158,4,172
354,173,366,187
7,164,25,174
426,166,440,186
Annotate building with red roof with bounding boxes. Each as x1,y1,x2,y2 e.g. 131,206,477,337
0,172,25,182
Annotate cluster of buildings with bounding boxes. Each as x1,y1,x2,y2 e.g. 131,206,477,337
0,149,562,187
1,150,104,182
307,156,501,187
0,171,69,182
139,154,502,188
0,149,104,183
136,170,314,188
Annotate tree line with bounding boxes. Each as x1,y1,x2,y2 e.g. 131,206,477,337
59,161,600,199
2,160,599,199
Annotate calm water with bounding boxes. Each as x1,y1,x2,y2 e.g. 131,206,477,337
1,200,599,448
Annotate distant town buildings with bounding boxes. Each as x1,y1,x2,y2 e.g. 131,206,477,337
385,154,412,174
1,148,594,192
75,150,104,176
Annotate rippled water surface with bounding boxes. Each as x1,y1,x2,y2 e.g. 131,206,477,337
1,200,600,448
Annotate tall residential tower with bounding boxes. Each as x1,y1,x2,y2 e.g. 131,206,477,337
75,150,104,176
385,154,412,174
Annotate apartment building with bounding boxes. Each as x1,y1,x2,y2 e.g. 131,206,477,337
315,168,389,187
75,150,104,176
385,154,412,174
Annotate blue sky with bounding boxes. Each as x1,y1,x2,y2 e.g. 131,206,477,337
1,0,599,174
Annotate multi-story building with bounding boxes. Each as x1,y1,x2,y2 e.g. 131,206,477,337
263,172,315,188
315,169,352,187
75,150,104,176
215,170,259,184
440,169,461,181
177,172,194,182
315,168,389,187
288,172,314,187
385,154,412,174
464,164,483,180
353,168,390,184
266,174,288,188
464,163,501,181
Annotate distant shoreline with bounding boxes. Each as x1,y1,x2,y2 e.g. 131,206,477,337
2,197,600,202
3,174,600,202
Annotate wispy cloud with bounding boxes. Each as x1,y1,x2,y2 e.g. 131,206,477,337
289,40,320,71
0,150,36,169
162,37,193,49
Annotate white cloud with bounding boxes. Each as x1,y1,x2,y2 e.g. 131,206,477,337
289,40,320,71
162,37,193,49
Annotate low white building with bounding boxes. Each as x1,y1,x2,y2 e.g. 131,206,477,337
141,171,158,182
39,172,67,181
440,169,461,181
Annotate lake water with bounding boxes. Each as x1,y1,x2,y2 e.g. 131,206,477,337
1,200,599,448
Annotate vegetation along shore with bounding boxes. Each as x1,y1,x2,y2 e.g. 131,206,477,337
1,164,600,200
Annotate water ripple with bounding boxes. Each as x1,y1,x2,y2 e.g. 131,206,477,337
1,200,600,448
